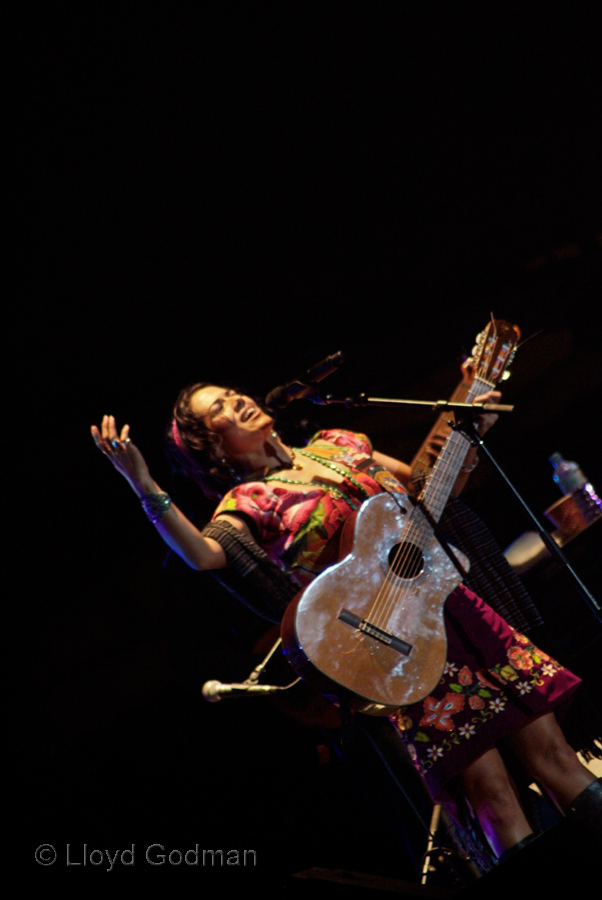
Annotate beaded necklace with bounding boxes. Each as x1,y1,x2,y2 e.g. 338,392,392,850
297,449,371,496
262,447,372,511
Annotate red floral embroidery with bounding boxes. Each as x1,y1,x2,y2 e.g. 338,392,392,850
512,632,530,645
458,665,473,686
508,646,534,671
476,670,501,690
469,695,485,710
420,693,465,731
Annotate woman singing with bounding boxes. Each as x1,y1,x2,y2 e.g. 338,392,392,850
91,381,601,863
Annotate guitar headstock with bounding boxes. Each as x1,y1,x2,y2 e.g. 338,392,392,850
462,319,521,386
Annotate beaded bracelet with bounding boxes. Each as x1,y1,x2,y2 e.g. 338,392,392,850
140,492,172,523
461,454,480,473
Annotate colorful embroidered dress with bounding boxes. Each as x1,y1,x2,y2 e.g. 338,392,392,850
212,430,581,809
213,430,403,588
389,584,580,813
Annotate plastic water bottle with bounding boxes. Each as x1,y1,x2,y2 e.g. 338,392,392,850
549,452,602,523
548,452,587,495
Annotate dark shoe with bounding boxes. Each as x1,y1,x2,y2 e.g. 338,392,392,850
498,832,538,863
569,777,602,842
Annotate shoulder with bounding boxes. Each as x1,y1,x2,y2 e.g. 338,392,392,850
308,429,373,455
211,480,284,545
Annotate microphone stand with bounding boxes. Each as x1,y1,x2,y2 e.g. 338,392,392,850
301,390,601,621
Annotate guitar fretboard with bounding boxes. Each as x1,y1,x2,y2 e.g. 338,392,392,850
417,374,493,528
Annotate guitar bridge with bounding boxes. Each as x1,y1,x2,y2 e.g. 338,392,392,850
338,609,413,657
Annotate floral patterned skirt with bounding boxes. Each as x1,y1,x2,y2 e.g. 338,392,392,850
389,584,581,812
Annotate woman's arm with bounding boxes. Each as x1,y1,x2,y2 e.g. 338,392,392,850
91,415,233,571
371,451,412,488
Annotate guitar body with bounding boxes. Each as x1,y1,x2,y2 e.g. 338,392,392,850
281,492,469,712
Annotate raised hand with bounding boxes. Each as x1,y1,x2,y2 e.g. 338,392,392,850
91,415,152,495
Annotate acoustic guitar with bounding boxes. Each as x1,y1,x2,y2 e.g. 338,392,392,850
281,320,520,713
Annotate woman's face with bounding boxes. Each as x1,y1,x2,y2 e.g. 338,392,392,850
189,385,274,461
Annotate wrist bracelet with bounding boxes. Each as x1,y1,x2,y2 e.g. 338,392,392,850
141,492,172,523
461,454,480,473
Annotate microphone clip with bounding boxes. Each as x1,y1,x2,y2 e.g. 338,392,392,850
265,351,346,411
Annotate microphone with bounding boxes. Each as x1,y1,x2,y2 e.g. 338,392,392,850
201,680,284,702
265,351,346,410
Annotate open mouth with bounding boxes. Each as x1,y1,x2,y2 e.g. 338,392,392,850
241,405,258,423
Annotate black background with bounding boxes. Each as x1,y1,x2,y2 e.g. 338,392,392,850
13,5,601,887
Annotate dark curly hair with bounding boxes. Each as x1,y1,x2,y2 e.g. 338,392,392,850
165,381,249,500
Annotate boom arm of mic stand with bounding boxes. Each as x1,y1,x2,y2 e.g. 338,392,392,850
305,392,514,413
457,425,601,620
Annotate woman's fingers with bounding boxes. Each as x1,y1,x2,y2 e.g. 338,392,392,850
91,424,102,447
107,415,118,441
100,414,111,441
473,390,501,405
92,417,132,460
471,391,502,435
99,414,118,441
93,420,111,449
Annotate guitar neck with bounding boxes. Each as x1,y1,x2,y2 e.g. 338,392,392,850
417,375,493,523
411,378,471,472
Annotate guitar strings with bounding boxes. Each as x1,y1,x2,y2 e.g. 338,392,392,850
365,428,468,630
367,384,483,631
366,428,468,630
366,388,475,628
366,370,495,634
375,374,491,627
356,327,510,632
372,370,494,630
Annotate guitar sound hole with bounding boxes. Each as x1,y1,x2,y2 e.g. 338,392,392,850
388,542,424,579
